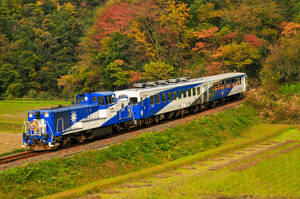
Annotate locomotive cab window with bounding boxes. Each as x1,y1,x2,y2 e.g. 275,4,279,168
130,97,138,105
105,96,111,105
98,96,105,105
92,96,97,103
76,97,80,104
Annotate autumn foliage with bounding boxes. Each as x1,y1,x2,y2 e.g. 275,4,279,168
93,3,137,41
2,0,299,98
281,22,300,36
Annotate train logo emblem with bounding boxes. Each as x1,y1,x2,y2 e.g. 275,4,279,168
71,111,77,123
29,120,39,131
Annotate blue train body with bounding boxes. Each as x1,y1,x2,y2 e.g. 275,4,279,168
23,72,247,150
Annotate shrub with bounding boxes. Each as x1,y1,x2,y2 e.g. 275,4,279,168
246,88,300,123
26,89,38,99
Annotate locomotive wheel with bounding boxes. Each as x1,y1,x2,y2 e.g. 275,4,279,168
30,143,60,151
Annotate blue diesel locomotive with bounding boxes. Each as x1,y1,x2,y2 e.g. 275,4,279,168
23,72,247,151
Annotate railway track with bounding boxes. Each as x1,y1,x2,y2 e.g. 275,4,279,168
0,151,48,165
0,98,246,170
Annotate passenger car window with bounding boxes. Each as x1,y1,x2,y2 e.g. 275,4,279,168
178,90,182,99
188,89,191,97
98,96,105,105
162,93,166,103
173,91,177,100
130,97,138,105
150,96,155,105
183,90,187,98
156,94,161,104
167,92,171,101
193,88,196,96
197,87,200,95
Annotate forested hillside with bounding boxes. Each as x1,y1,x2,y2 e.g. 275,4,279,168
0,0,105,99
1,0,300,99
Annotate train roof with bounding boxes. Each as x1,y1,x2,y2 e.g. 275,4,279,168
77,91,115,96
116,72,246,94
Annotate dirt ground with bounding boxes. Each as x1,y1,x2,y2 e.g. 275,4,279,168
0,133,22,154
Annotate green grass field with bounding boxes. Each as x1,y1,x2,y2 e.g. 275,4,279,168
0,104,260,199
0,100,70,133
65,128,300,199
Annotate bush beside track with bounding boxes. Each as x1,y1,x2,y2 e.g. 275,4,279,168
0,104,259,198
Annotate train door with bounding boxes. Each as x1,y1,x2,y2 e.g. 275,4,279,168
140,95,147,118
242,76,247,92
202,83,208,103
118,98,130,120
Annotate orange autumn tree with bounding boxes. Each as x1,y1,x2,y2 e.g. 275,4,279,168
193,27,219,53
281,22,300,36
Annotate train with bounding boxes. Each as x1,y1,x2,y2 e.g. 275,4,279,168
22,72,247,151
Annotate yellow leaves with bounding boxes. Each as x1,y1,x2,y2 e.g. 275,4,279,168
128,21,155,58
159,0,190,30
221,42,261,69
58,74,77,91
36,1,43,5
64,2,76,15
143,61,174,81
197,3,218,22
100,36,112,54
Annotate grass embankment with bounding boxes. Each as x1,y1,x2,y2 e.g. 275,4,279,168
0,100,69,133
47,124,294,199
102,128,300,199
0,104,259,199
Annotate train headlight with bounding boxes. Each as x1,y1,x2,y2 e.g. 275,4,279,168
44,112,49,118
29,113,33,118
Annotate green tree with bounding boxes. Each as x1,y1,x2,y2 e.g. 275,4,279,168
0,63,23,98
261,35,300,90
143,61,174,80
221,42,261,75
102,60,131,89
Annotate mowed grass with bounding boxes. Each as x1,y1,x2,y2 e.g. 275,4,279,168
82,128,300,199
0,100,70,133
44,124,294,199
126,148,300,199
